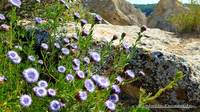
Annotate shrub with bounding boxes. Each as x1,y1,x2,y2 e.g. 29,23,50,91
166,0,200,33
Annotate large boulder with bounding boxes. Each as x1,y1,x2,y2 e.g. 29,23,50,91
147,0,189,32
80,0,147,26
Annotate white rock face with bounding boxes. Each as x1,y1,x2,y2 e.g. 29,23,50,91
147,0,189,32
80,0,147,26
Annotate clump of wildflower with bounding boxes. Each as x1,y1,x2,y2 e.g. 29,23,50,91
75,70,85,80
54,43,60,49
73,35,78,40
49,100,60,111
109,94,119,103
1,24,10,31
73,58,80,67
95,15,102,24
92,74,100,84
61,48,69,55
111,85,120,94
71,44,77,49
9,0,21,8
32,86,38,95
35,17,42,24
37,80,48,88
125,70,135,79
47,89,56,97
28,55,36,61
0,14,5,20
35,87,47,97
12,56,21,64
82,29,89,36
7,51,19,60
105,100,115,111
66,74,74,82
74,12,80,20
57,66,66,73
63,38,69,43
75,90,87,103
90,52,101,62
81,19,87,27
38,60,43,65
116,76,124,85
23,68,39,83
36,0,40,3
14,45,22,51
83,79,95,93
96,76,110,89
19,94,32,107
84,57,90,64
41,43,48,50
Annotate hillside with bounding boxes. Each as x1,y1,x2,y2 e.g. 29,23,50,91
133,3,192,17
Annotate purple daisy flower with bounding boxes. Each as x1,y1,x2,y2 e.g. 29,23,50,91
84,57,90,64
54,43,60,49
7,50,19,60
35,87,47,97
59,18,63,21
75,70,85,80
63,38,69,43
72,35,78,40
23,68,39,83
73,58,80,67
47,89,56,97
92,74,100,84
139,71,145,77
75,90,87,103
109,94,119,103
72,66,80,71
59,99,66,107
61,48,69,55
95,15,102,24
57,66,66,73
96,76,109,89
9,0,21,8
35,17,42,24
36,0,40,2
37,80,48,88
19,94,32,107
2,76,7,81
32,86,38,94
66,74,74,82
123,44,129,49
38,60,43,65
0,14,5,20
81,19,87,26
14,45,22,51
60,0,65,4
141,25,147,31
65,4,70,9
111,85,120,94
90,52,101,62
82,29,89,36
125,70,135,79
71,44,77,49
41,43,48,50
74,12,80,20
116,76,123,84
105,100,115,111
84,79,95,93
11,56,21,64
1,24,9,31
49,100,60,111
28,55,36,61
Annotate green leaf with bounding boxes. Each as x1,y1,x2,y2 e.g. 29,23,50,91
141,108,149,112
121,108,125,112
130,105,134,112
136,107,143,112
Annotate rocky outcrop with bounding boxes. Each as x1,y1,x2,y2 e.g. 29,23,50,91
80,0,147,26
19,19,200,112
147,0,189,32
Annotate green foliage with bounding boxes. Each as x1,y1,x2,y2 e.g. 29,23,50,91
166,0,200,33
133,4,157,16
